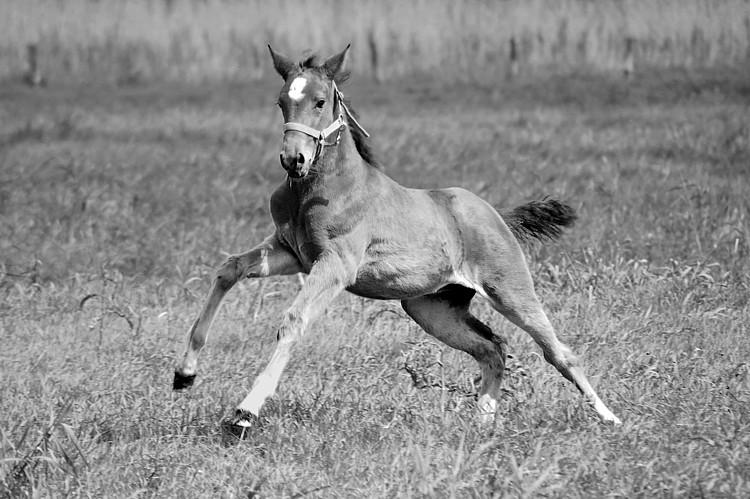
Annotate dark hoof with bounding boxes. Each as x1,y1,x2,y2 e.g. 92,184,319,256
231,409,256,428
173,372,196,390
221,409,257,439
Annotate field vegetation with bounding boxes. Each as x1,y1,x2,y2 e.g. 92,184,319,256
2,1,750,495
2,0,750,84
1,64,749,496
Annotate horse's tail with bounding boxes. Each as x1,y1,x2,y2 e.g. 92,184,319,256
498,197,577,247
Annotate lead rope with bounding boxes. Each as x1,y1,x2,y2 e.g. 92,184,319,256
332,81,370,138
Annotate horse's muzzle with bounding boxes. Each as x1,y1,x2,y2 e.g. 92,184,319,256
279,152,308,177
280,134,315,178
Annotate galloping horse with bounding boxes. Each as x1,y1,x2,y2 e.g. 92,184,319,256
173,45,621,427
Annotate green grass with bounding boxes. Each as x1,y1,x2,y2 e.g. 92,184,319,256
1,71,749,497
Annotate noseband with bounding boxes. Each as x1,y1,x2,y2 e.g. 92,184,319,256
282,81,369,163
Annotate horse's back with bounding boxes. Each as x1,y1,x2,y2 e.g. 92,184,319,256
424,186,516,244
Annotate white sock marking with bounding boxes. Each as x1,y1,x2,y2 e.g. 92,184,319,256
288,77,307,101
259,248,270,276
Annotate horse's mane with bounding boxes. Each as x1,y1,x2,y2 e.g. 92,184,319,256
299,53,381,170
340,97,380,169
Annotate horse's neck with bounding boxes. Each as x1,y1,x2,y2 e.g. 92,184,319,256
292,129,368,197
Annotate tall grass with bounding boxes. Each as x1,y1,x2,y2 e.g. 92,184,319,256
2,0,749,84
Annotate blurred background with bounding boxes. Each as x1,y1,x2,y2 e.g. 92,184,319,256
3,0,749,86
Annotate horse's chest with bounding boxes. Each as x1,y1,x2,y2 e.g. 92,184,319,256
278,210,340,269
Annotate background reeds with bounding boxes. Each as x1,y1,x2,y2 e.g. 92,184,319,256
2,0,749,84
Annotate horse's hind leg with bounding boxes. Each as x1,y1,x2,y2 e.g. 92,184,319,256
402,284,507,422
481,271,622,425
173,234,302,389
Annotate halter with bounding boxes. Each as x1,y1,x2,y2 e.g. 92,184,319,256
282,80,369,164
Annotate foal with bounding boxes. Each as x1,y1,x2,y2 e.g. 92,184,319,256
174,45,622,427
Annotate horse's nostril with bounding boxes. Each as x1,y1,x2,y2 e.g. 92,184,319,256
279,153,285,166
297,152,305,165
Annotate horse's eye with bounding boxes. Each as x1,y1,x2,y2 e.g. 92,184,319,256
316,100,325,109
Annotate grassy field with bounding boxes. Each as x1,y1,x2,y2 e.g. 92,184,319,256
2,0,750,83
1,67,749,497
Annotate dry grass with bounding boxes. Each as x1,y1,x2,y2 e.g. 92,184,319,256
1,0,749,84
1,70,749,497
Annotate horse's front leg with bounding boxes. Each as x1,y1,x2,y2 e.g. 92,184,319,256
233,253,355,423
173,234,302,390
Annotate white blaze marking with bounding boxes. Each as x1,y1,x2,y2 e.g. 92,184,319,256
288,77,307,101
259,248,270,276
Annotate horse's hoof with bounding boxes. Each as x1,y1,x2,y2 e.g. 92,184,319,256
173,372,196,390
220,409,257,439
231,409,256,428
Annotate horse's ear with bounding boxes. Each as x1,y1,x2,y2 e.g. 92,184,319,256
268,45,295,80
323,44,351,81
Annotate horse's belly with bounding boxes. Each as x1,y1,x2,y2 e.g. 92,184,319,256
348,257,454,300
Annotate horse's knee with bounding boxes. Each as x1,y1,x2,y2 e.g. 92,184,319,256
215,256,241,291
276,310,306,342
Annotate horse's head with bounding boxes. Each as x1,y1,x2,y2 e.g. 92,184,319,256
269,45,350,179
